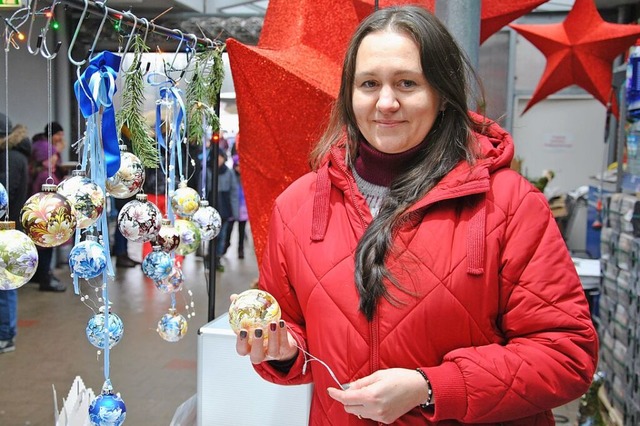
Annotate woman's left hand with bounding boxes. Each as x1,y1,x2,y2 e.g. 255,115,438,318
327,368,429,424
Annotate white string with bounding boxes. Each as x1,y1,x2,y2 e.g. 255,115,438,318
286,324,348,390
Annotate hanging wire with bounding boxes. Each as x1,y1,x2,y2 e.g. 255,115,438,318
4,27,9,222
46,55,53,182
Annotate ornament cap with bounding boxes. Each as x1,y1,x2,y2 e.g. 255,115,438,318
161,218,172,226
71,169,87,177
152,244,161,251
101,379,114,395
85,235,98,242
199,200,210,207
135,193,148,202
0,221,16,230
118,144,128,152
178,180,188,188
41,183,58,192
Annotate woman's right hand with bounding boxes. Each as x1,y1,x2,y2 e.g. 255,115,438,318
235,319,299,364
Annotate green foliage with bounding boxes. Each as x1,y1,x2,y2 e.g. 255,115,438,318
186,45,225,145
116,34,158,168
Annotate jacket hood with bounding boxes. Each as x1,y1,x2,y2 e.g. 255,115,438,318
0,125,31,153
470,111,514,173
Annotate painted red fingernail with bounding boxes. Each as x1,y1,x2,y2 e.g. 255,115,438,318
254,328,263,338
270,322,277,332
239,330,247,339
279,320,285,328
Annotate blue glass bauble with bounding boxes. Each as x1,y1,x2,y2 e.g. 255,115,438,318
86,310,124,349
69,238,107,279
141,247,173,281
157,309,188,342
89,391,126,426
154,267,184,294
191,200,221,241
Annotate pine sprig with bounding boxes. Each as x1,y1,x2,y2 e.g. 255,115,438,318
116,34,158,167
186,45,225,145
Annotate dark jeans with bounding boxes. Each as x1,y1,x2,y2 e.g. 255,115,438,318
0,289,17,340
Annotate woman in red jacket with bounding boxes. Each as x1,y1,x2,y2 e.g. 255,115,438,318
236,5,598,425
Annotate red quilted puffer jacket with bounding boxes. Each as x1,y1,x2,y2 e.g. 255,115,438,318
254,119,598,425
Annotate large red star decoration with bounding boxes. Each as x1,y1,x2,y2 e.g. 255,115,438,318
227,0,562,262
510,0,640,114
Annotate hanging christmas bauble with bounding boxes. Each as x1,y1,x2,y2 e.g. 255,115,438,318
170,180,201,218
0,221,38,290
228,289,281,341
105,146,144,199
86,308,124,349
117,194,161,243
174,219,201,255
69,236,107,279
154,266,184,294
157,308,188,342
154,219,180,253
20,184,77,248
57,170,105,229
89,381,126,426
0,182,8,219
191,200,221,241
142,246,173,281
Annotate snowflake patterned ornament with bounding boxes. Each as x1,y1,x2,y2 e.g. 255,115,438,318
157,308,188,342
142,246,173,281
0,221,38,290
170,180,201,218
69,236,107,279
105,146,144,199
117,193,162,243
89,380,126,426
191,200,222,241
174,219,201,255
57,170,105,229
154,219,180,253
86,306,124,350
20,184,77,248
0,182,8,219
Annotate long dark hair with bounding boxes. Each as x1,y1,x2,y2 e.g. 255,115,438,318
310,6,485,320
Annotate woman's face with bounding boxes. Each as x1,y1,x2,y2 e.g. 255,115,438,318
352,30,441,154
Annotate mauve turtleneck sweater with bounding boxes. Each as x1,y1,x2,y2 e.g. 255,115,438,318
352,138,427,216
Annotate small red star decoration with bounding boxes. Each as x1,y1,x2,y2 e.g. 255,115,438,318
510,0,640,114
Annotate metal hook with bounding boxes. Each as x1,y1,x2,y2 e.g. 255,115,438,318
39,1,62,60
86,1,109,60
166,28,185,72
67,0,90,66
26,0,44,55
120,14,152,76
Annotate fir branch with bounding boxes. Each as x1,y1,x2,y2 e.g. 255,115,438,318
116,34,158,168
186,45,225,145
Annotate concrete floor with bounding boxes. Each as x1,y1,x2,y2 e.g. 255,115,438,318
0,227,582,425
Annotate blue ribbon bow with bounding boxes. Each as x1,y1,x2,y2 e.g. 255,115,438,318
74,51,122,178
